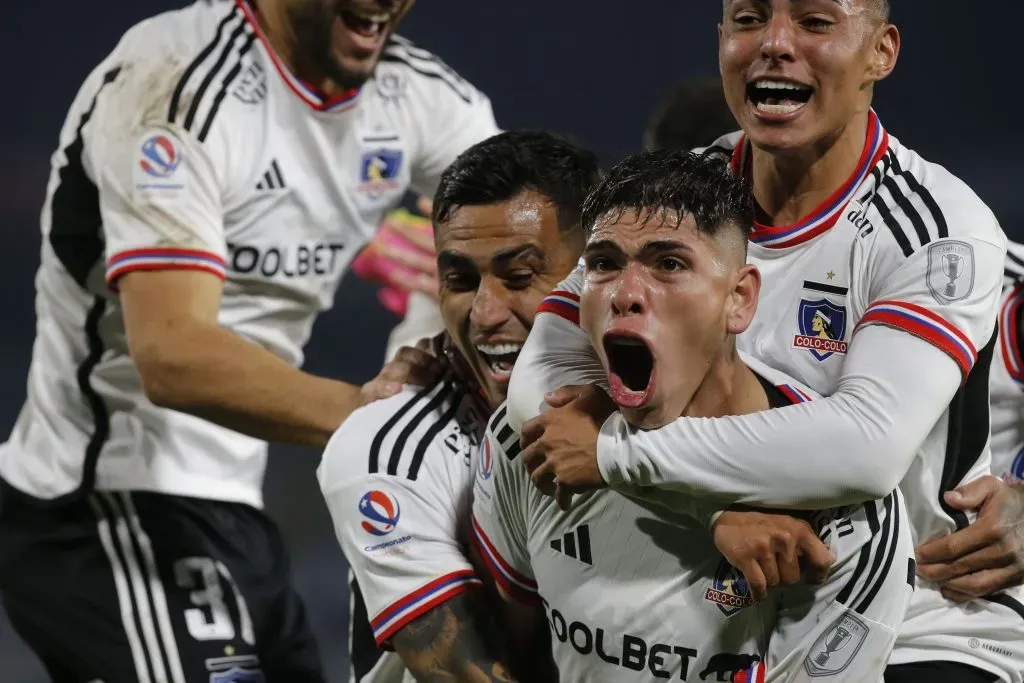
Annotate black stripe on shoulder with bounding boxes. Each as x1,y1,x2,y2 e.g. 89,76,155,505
852,491,900,614
488,406,522,459
367,379,445,474
407,386,466,481
702,145,733,162
378,50,473,104
870,191,914,258
983,594,1024,624
887,152,948,240
860,149,893,205
181,17,253,134
196,31,257,142
387,381,456,477
168,6,243,124
879,173,931,249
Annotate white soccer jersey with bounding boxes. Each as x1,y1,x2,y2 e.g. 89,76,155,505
990,243,1024,480
474,388,914,683
318,373,492,683
508,111,1024,679
0,0,499,507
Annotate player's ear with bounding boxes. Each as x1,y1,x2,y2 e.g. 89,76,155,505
726,263,760,335
868,22,900,83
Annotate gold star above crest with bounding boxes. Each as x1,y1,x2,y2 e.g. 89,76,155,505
826,271,835,280
224,645,235,656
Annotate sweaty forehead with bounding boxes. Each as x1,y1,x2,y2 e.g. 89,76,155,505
437,192,557,246
589,209,700,244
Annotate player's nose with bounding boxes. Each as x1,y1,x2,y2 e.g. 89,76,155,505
760,14,797,63
609,265,647,317
469,277,512,330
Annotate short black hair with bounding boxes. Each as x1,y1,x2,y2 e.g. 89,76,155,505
581,149,753,246
433,131,602,239
644,78,738,152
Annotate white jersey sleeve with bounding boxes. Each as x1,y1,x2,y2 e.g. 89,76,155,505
84,36,248,288
758,490,914,682
381,37,500,198
470,404,542,605
318,381,481,647
506,265,607,431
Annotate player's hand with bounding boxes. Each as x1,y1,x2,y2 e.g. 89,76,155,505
712,510,837,602
521,385,616,511
360,340,446,405
915,476,1024,601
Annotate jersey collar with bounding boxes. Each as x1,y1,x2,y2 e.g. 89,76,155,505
731,109,889,249
236,0,361,113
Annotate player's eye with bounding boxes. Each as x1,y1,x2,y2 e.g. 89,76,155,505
801,15,834,30
658,257,687,272
586,256,619,272
732,10,764,26
443,272,480,293
503,271,535,291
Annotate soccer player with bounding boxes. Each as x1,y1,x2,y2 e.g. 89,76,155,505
473,149,912,683
317,131,602,683
643,77,738,152
508,1,1024,681
0,0,499,680
990,243,1024,481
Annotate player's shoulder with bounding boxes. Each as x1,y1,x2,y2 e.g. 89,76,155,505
863,135,1004,259
739,352,821,402
696,130,745,161
99,1,260,142
320,375,467,489
371,34,486,109
1004,241,1024,288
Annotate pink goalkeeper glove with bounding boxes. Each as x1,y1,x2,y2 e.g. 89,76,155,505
352,205,438,317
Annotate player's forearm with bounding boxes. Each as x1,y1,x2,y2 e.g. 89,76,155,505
392,592,517,683
138,322,360,448
601,327,961,509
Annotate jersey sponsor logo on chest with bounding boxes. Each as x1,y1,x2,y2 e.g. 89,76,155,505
226,241,346,279
793,280,850,361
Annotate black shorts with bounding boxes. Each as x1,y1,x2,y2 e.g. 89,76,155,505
885,661,1000,683
0,482,325,683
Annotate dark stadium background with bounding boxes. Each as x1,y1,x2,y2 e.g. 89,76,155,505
1,1,1017,679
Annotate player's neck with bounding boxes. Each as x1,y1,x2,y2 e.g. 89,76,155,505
251,0,345,97
750,109,871,227
682,347,770,419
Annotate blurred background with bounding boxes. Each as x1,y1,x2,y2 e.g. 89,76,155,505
0,1,1018,680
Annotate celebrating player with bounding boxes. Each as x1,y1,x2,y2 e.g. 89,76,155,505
509,1,1024,681
0,0,499,680
989,244,1024,482
318,131,601,683
473,149,912,683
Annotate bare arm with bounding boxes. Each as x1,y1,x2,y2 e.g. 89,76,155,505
390,591,516,683
121,270,437,449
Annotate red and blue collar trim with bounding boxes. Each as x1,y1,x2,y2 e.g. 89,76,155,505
731,110,889,249
236,0,361,113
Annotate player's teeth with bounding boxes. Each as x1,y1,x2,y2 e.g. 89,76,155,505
476,343,523,355
756,101,806,114
754,79,807,91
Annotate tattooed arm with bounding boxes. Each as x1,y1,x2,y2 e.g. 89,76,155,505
391,590,517,683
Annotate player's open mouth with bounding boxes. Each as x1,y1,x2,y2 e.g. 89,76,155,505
603,333,655,409
338,3,396,48
476,342,523,384
747,79,813,117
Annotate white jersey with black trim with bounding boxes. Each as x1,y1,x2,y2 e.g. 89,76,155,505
0,0,499,507
991,243,1024,480
318,374,491,683
509,111,1024,679
473,383,914,683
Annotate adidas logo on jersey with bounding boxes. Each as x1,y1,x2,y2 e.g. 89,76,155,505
550,525,593,565
255,159,286,190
